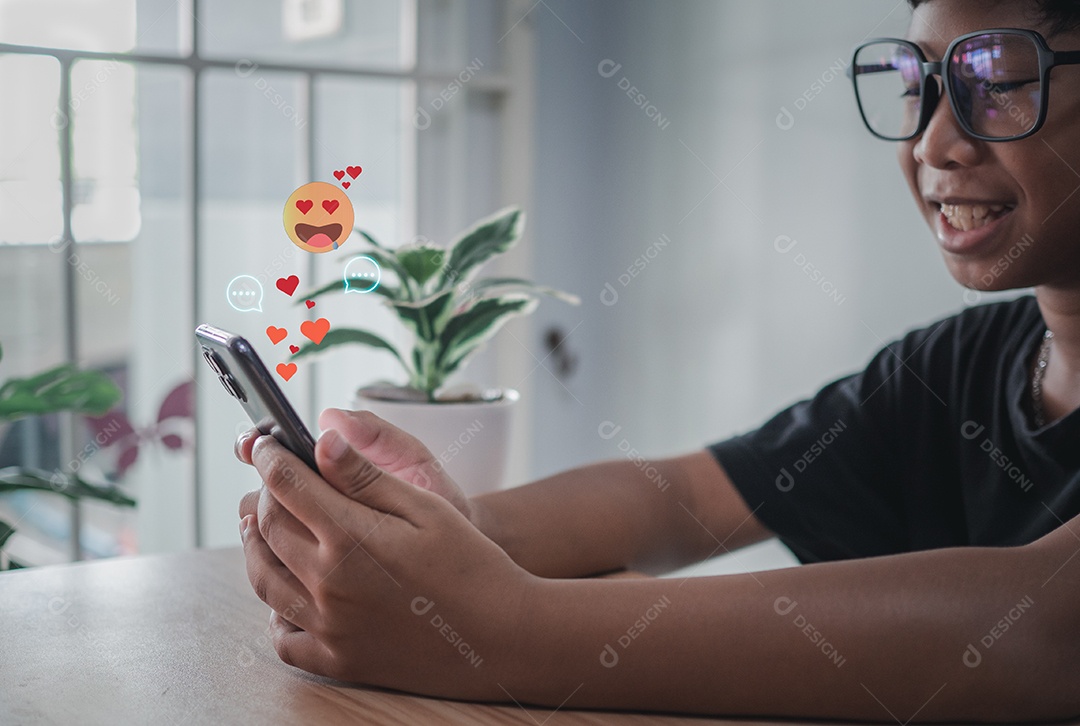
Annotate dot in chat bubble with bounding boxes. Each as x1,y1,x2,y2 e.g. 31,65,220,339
343,256,381,294
227,275,264,312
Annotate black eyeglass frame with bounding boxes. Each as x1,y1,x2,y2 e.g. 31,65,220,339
848,28,1080,142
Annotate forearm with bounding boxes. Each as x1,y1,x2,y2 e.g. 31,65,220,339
472,454,741,578
502,541,1079,722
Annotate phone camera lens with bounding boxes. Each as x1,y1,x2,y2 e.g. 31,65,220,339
202,348,224,375
221,374,248,403
217,375,235,398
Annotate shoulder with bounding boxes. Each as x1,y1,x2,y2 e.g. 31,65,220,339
848,296,1040,415
876,295,1040,371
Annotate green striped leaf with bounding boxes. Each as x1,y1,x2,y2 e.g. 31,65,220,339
0,365,121,421
360,249,414,295
0,466,136,507
296,277,399,303
462,276,581,306
357,229,390,250
396,245,446,287
440,207,524,286
390,289,455,342
436,295,538,376
291,328,408,372
0,518,14,550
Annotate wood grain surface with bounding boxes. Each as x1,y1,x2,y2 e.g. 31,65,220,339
0,546,862,725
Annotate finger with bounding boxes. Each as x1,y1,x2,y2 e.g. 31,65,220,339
235,427,260,464
240,515,315,629
251,434,370,541
319,408,436,470
316,428,436,519
238,489,259,520
257,484,319,574
269,610,328,675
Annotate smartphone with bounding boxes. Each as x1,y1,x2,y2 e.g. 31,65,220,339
195,323,318,472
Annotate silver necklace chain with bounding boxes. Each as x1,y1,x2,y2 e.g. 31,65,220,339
1032,329,1054,428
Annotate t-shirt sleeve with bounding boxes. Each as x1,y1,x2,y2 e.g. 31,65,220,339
707,319,953,564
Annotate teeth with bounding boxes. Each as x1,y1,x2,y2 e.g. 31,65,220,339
940,203,1008,232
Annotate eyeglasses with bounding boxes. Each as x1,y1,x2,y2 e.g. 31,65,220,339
849,28,1080,142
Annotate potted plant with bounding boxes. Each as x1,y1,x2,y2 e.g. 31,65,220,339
0,341,134,568
294,206,579,494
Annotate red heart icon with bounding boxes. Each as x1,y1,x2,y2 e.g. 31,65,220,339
346,165,362,179
276,363,297,382
322,199,339,215
289,344,300,354
266,326,288,345
342,181,350,189
333,169,345,180
276,275,299,296
300,317,331,345
295,199,313,215
305,300,315,309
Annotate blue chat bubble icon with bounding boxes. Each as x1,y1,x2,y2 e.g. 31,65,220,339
226,275,264,312
343,256,381,294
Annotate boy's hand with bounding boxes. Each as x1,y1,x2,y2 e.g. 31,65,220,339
237,429,534,697
237,408,474,524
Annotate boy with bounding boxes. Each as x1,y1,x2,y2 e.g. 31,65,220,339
236,0,1080,720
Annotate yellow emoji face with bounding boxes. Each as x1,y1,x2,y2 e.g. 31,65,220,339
283,182,354,253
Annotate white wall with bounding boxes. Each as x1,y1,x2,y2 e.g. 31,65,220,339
526,0,992,573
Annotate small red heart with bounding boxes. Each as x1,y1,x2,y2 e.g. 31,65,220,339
341,181,350,189
305,300,315,309
346,165,362,179
266,326,288,345
276,363,297,382
276,275,299,296
289,344,300,354
295,199,313,215
332,169,345,180
300,317,331,345
322,199,339,215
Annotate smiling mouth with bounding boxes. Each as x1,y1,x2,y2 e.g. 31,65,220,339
938,203,1013,232
295,223,343,246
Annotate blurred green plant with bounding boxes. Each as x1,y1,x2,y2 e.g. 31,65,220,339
0,341,134,560
0,345,122,422
294,206,580,400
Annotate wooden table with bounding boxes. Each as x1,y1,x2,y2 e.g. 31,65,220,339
0,547,845,725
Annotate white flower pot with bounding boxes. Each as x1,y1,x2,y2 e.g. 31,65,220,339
352,388,519,496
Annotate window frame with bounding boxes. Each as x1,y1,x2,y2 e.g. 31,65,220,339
0,0,534,560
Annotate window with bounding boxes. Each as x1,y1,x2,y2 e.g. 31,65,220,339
0,0,525,564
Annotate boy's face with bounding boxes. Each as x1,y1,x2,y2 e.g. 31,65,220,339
899,0,1080,292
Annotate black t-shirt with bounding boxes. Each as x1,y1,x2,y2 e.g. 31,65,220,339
707,296,1080,564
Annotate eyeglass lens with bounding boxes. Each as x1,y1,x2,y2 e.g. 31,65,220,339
854,33,1042,139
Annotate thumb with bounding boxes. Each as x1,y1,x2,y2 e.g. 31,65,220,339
316,428,427,515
